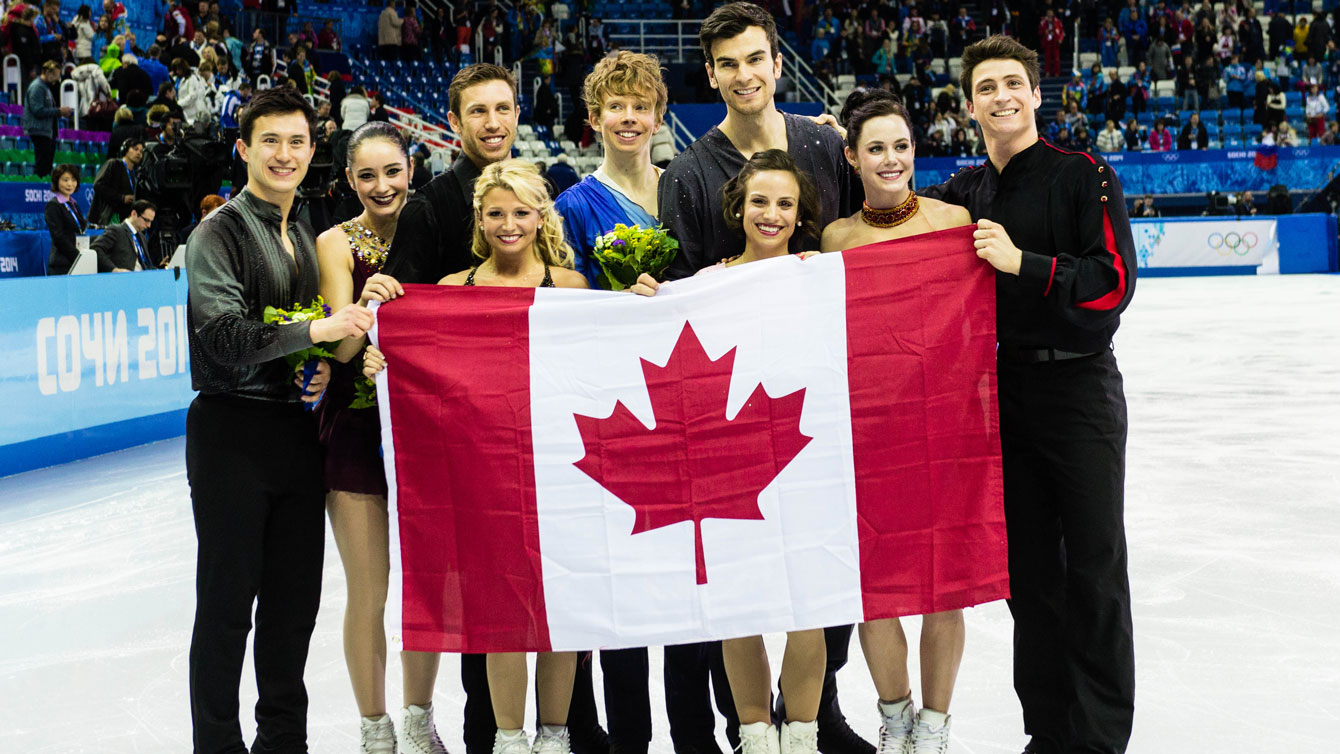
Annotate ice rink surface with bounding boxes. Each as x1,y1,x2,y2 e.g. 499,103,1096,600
2,274,1338,753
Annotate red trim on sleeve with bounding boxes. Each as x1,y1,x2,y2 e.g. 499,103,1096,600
1041,139,1098,165
1076,207,1128,311
1042,257,1057,296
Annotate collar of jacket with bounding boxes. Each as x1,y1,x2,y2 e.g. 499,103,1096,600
234,185,293,226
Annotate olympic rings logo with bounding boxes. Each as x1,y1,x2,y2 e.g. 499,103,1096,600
1207,231,1258,256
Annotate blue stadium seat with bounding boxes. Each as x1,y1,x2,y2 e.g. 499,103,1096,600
1285,91,1302,107
1285,106,1305,121
1224,136,1244,148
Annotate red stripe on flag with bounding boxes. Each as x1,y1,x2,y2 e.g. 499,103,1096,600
841,226,1009,619
378,285,552,653
1076,208,1128,311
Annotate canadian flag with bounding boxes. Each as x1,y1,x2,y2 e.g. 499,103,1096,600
375,226,1007,654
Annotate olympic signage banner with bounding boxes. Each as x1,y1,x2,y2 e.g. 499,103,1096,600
1132,217,1278,270
0,270,194,476
374,229,1008,654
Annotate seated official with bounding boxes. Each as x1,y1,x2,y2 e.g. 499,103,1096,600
93,199,158,272
44,164,88,275
90,137,145,226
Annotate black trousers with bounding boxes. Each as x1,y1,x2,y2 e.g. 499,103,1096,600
664,641,740,754
186,394,326,754
32,134,55,178
998,350,1135,754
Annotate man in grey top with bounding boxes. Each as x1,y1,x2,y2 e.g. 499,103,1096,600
658,2,859,281
655,6,868,754
184,86,374,754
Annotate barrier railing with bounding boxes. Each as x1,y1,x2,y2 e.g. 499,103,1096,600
4,54,22,105
605,18,703,64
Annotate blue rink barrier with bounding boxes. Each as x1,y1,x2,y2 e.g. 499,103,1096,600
1131,213,1338,276
0,270,194,477
0,182,94,231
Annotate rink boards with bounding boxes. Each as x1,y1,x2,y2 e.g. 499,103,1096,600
0,270,193,477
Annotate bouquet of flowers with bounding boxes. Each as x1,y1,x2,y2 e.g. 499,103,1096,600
351,376,377,409
591,223,679,291
263,297,335,410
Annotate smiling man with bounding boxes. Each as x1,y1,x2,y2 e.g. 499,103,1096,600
184,86,376,754
384,63,519,285
658,1,858,281
920,35,1137,754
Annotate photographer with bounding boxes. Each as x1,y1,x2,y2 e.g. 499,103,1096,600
90,136,145,225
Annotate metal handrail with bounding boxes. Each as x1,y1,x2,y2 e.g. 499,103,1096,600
776,36,841,112
604,18,704,64
666,110,696,152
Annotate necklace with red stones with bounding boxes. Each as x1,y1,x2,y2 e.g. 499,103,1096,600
860,191,919,228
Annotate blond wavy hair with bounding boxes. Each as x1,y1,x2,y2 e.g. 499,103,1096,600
583,50,668,126
471,159,574,268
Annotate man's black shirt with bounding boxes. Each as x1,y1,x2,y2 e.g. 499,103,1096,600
384,154,483,284
921,139,1137,353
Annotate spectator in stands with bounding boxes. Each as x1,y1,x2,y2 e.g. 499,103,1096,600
1267,11,1291,59
94,199,157,271
410,143,432,190
73,4,95,64
45,164,88,274
165,1,193,45
107,106,142,158
1305,83,1329,142
1148,118,1173,151
1122,118,1144,151
1196,54,1220,109
402,5,421,61
1177,111,1208,149
139,44,167,92
8,7,41,85
950,6,976,57
1051,126,1073,150
1147,35,1172,82
811,26,831,65
1176,57,1200,111
222,27,243,72
873,38,895,76
1063,73,1087,111
215,55,242,93
1322,120,1340,145
1064,101,1085,130
1306,14,1331,62
378,0,403,61
1120,8,1147,66
949,128,973,156
1104,70,1128,124
1087,65,1109,116
35,0,65,64
188,29,210,62
1264,80,1287,128
179,59,218,126
1097,119,1124,152
327,71,346,125
111,54,152,106
1224,53,1249,110
220,81,250,130
90,136,143,225
1046,109,1068,141
1041,11,1067,76
315,101,334,134
533,73,558,132
369,92,390,123
342,85,371,131
245,28,272,83
24,61,70,178
318,19,340,52
1099,17,1120,68
288,47,313,94
1294,16,1311,60
147,81,183,119
1073,124,1093,152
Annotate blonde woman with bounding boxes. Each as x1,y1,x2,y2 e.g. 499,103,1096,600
363,159,586,754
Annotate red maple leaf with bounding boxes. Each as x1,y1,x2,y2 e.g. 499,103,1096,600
573,322,812,585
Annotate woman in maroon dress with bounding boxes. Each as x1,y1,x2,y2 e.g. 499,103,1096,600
315,121,445,754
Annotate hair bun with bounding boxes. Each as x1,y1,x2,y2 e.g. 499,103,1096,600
839,87,902,132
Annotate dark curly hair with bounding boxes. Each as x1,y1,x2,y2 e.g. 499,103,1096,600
721,149,821,241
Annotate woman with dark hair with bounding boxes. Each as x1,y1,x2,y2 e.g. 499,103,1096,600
73,5,95,64
313,121,446,754
44,164,88,274
821,88,973,754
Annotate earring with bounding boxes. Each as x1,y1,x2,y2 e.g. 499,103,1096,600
854,166,861,175
735,212,741,217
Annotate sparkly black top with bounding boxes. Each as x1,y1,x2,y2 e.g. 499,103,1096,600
658,111,862,280
384,154,482,284
185,187,320,401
